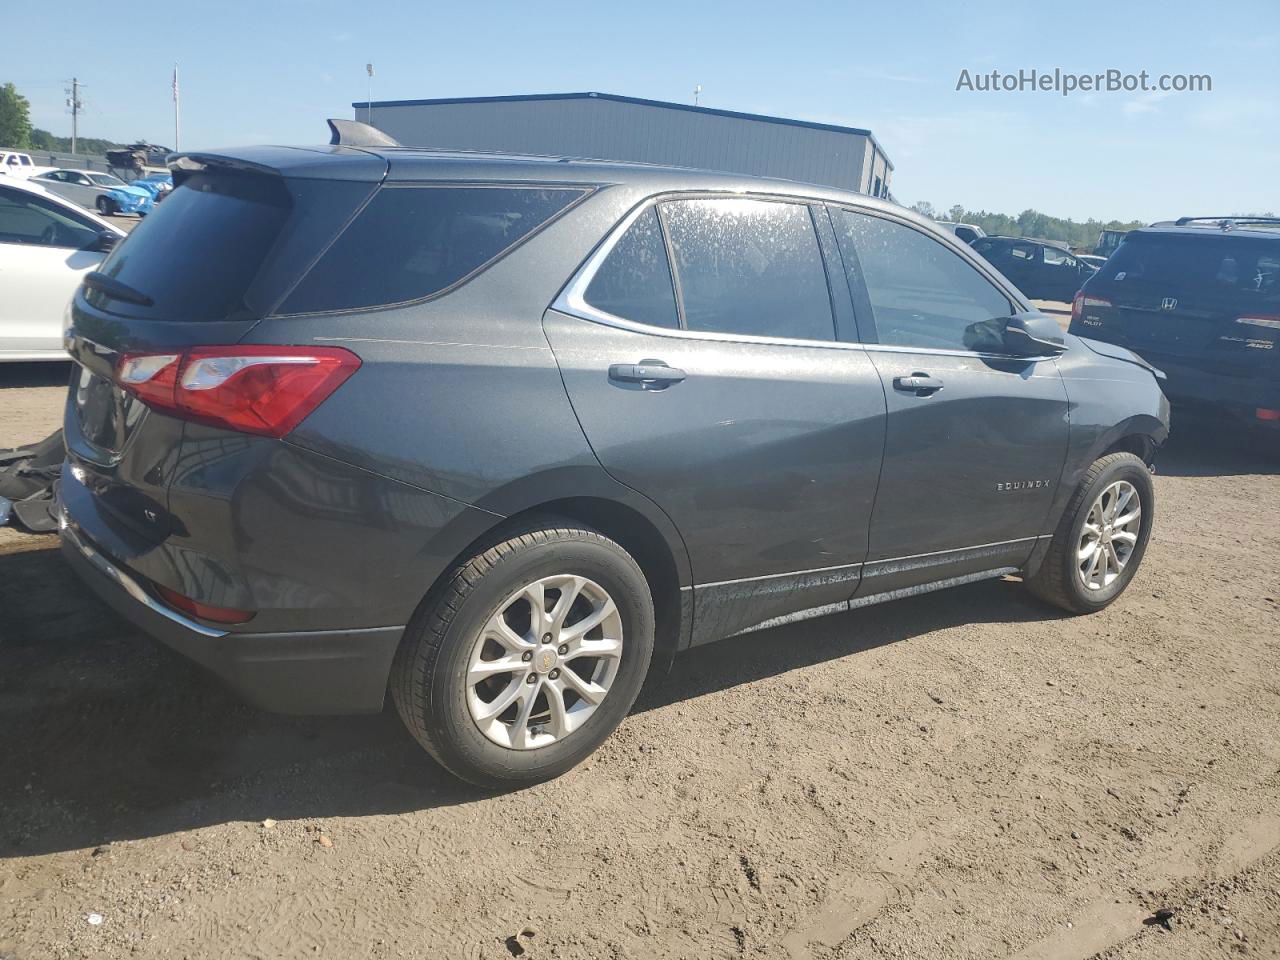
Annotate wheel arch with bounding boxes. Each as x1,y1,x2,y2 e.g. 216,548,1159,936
1099,430,1158,467
409,493,692,676
1028,414,1165,580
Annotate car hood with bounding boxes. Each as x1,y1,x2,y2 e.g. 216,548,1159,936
110,185,152,199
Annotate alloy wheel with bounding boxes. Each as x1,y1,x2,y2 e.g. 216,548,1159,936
1077,480,1141,590
465,574,623,750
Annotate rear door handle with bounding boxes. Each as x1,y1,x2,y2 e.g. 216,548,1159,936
892,373,944,395
609,361,687,386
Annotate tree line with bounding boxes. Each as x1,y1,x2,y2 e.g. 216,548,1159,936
0,81,125,154
908,202,1146,250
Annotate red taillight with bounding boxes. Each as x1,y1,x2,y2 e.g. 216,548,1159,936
1072,293,1113,325
116,346,360,438
1257,408,1280,422
155,585,256,624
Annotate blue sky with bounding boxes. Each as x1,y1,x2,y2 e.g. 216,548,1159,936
4,0,1276,222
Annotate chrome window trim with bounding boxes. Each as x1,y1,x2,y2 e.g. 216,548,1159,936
553,194,1060,362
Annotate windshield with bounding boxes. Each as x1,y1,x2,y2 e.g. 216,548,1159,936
89,174,126,187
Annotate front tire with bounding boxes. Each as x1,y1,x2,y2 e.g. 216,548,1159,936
391,524,655,788
95,195,117,216
1026,452,1154,614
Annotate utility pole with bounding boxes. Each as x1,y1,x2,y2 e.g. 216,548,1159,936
65,78,84,153
693,84,702,106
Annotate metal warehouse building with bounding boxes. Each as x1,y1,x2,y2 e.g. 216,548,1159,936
352,91,894,197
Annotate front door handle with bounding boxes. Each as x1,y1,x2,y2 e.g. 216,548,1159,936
893,373,944,396
609,360,687,386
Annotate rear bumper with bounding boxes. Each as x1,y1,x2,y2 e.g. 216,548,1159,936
59,509,403,714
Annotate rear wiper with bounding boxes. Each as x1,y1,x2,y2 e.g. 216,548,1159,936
84,271,155,307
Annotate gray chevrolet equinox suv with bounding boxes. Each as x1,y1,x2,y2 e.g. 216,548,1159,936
60,122,1169,787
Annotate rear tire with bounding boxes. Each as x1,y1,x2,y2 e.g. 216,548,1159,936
391,523,655,789
1026,452,1154,614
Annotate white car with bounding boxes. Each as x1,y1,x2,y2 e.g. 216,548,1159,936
29,169,155,217
0,178,125,362
0,151,56,179
936,221,987,245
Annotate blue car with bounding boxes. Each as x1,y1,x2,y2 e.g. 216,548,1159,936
130,172,175,202
30,169,155,217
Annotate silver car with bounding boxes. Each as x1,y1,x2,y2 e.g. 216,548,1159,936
29,169,154,216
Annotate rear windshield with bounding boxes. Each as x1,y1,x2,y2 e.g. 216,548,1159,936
88,172,291,322
277,185,587,314
85,171,374,322
1098,233,1280,299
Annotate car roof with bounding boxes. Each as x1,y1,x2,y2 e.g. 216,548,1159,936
980,235,1070,249
1133,220,1280,242
169,142,921,220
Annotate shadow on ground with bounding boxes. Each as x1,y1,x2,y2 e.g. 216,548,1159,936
1156,407,1279,478
0,362,72,391
0,539,1056,858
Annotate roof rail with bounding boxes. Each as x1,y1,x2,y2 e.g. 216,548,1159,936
1171,215,1280,231
326,118,400,148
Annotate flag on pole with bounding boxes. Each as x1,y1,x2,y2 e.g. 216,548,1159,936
173,64,179,102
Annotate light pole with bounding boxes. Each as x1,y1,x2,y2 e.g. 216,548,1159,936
172,64,181,151
366,63,374,125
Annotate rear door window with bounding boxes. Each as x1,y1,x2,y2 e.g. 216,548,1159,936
583,206,679,329
280,185,587,314
659,197,836,341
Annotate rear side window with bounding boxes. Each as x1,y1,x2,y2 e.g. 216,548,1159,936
660,197,835,341
833,209,1013,351
1100,234,1280,298
280,185,586,314
583,206,679,329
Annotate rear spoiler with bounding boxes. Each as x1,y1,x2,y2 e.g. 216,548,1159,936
166,141,388,186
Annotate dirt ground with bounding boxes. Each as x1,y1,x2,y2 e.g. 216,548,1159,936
1,363,1278,960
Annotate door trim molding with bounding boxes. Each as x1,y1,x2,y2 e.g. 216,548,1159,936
726,566,1021,640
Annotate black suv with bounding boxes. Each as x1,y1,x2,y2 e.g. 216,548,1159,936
1070,217,1280,428
973,236,1098,302
59,123,1168,787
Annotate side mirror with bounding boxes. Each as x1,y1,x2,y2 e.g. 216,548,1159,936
1002,312,1067,356
89,231,119,253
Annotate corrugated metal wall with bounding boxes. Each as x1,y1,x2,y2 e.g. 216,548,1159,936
362,97,878,193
